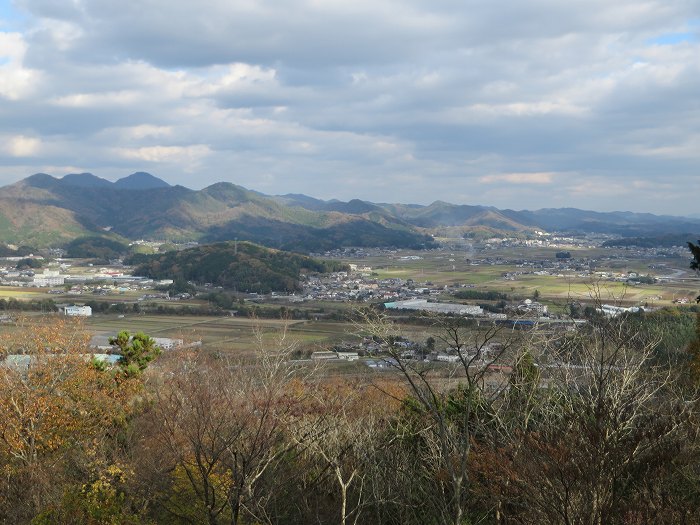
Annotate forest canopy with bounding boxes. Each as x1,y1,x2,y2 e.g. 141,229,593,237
129,241,348,293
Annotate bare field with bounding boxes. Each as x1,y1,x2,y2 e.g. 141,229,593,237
86,314,358,355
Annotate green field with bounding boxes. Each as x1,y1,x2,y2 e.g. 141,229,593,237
0,287,50,299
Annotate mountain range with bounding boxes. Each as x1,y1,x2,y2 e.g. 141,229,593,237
1,172,698,251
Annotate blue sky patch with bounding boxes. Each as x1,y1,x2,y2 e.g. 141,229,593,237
0,1,26,31
648,32,696,45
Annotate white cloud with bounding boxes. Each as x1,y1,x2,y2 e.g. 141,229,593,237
0,0,697,214
479,172,558,185
114,144,212,167
3,135,41,156
120,125,174,140
0,31,41,99
50,90,142,108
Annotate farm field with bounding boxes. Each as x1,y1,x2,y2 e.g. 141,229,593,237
86,314,364,356
0,287,51,299
338,245,697,306
0,307,438,360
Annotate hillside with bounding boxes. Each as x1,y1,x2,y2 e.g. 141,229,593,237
290,197,700,237
0,171,698,251
0,173,434,251
0,197,91,246
130,241,347,293
114,172,171,189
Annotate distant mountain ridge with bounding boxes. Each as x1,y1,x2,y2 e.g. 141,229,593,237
27,172,171,190
0,172,698,250
0,172,433,250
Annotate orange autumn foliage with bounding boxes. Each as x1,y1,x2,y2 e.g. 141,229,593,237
0,316,141,467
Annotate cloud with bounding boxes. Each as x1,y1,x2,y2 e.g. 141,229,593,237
114,144,212,167
0,31,41,99
0,0,697,214
479,172,559,185
2,135,40,156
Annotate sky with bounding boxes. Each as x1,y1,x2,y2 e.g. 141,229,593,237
0,0,699,215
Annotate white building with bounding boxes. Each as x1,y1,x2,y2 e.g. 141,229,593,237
436,353,460,363
33,269,64,287
33,276,65,287
384,299,483,316
311,351,338,360
598,304,642,317
518,299,548,315
64,305,92,317
153,337,184,350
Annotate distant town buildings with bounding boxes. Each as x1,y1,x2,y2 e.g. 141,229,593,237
517,299,548,315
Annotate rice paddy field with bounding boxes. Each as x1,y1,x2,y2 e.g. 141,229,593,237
340,244,699,307
85,315,345,353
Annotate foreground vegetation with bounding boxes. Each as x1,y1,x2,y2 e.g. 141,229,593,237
0,302,699,524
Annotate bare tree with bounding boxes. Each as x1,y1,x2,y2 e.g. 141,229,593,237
291,379,397,525
139,323,314,525
488,306,698,525
355,308,521,525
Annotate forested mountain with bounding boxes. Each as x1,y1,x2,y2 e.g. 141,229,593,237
130,241,347,293
0,172,698,250
276,193,700,236
602,233,700,248
0,173,433,250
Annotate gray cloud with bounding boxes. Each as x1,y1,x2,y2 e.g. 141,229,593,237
0,0,698,215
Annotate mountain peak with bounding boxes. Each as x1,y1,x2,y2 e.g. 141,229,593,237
114,172,170,190
24,173,59,188
61,172,112,188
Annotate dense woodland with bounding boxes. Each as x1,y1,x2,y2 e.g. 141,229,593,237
0,246,698,524
65,237,130,260
130,241,348,293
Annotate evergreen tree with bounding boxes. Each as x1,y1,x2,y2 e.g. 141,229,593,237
109,331,161,377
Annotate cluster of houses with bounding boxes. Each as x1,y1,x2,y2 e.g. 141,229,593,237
301,271,458,303
0,260,181,294
310,338,509,368
300,269,550,320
